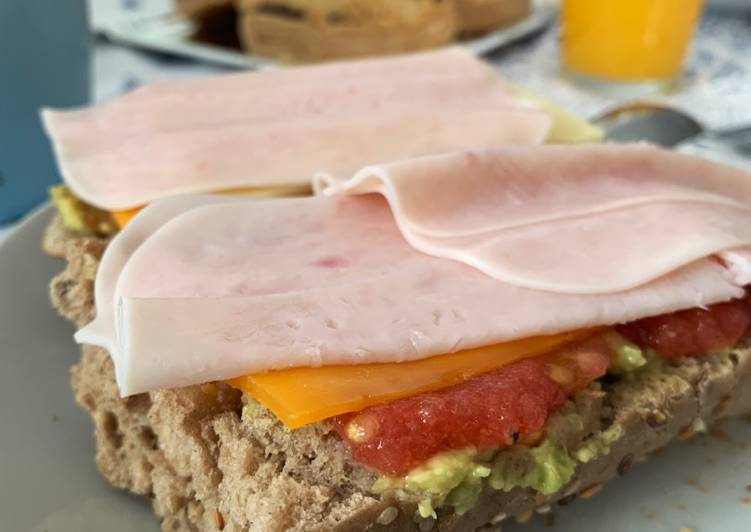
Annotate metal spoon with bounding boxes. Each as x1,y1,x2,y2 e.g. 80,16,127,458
592,102,751,156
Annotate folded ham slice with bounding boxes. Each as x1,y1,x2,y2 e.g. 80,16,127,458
75,146,751,395
41,47,550,211
75,194,240,350
315,144,751,293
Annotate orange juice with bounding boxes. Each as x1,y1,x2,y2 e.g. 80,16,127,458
562,0,704,82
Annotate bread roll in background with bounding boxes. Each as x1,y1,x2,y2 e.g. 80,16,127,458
455,0,532,35
176,0,234,19
235,0,458,63
176,0,533,63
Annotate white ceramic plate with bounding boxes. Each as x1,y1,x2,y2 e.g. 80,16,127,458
101,0,554,70
1,205,751,532
0,205,159,532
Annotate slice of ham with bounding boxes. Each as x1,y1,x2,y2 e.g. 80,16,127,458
719,248,751,286
117,258,741,395
74,194,240,350
315,144,751,293
44,77,520,154
48,107,550,212
75,145,751,396
86,192,747,395
42,47,550,211
49,47,493,145
43,67,507,154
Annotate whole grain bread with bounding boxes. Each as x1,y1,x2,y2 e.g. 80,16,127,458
49,223,751,531
42,213,82,259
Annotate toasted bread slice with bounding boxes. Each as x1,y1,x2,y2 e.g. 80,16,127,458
49,222,751,531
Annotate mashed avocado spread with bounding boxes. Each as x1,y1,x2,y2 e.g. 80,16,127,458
372,449,491,518
50,185,117,236
373,439,577,519
574,424,625,463
606,332,647,373
488,439,576,495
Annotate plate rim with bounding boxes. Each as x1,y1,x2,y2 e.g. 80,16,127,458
101,0,554,71
0,202,53,255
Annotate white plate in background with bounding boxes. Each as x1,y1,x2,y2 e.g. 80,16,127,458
99,0,554,70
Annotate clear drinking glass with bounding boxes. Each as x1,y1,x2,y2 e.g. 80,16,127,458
561,0,705,96
0,0,91,223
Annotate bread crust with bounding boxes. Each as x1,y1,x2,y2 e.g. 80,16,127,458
50,220,751,531
176,0,235,20
41,213,80,259
455,0,531,35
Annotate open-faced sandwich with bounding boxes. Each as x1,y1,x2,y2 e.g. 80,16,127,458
41,49,751,532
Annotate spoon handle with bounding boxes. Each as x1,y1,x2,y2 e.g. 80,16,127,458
692,125,751,158
705,124,751,145
677,139,751,171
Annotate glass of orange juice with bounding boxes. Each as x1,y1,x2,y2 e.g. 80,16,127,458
561,0,704,95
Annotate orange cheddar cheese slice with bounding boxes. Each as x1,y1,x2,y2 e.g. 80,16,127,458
112,207,141,228
227,330,593,429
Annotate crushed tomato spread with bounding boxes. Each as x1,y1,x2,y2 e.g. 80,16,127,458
618,293,751,359
334,295,751,476
333,339,610,476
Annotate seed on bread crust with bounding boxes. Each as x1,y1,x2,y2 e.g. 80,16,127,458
646,410,669,428
713,394,734,416
579,483,604,499
678,418,707,440
617,454,634,476
490,511,507,524
376,507,398,526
